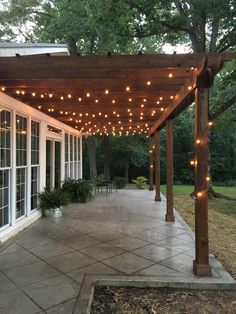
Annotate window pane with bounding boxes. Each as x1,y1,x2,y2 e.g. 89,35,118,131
0,170,9,228
0,109,11,168
70,135,73,161
16,115,27,167
31,166,39,210
65,133,68,162
16,168,26,219
31,121,40,165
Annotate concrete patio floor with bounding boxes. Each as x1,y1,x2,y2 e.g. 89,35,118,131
0,189,235,313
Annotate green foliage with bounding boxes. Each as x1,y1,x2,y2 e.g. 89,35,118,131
114,177,126,189
61,178,79,201
132,176,148,189
76,179,93,203
62,178,93,203
111,135,148,178
38,188,71,217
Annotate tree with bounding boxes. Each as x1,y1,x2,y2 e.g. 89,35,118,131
111,135,148,183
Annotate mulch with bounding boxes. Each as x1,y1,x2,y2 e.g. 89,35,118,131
91,286,236,314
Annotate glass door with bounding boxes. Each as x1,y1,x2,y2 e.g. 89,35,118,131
46,140,61,189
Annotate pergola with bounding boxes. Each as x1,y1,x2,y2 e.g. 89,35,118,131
0,52,235,276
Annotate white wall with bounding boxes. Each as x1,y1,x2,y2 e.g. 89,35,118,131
0,92,83,243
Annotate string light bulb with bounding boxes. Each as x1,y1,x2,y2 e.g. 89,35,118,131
1,87,5,91
196,139,201,144
208,121,213,127
146,81,151,86
105,89,109,94
125,86,130,91
169,73,173,78
197,192,202,197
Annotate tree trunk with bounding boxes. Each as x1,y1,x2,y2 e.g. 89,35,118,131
124,163,129,183
68,37,77,55
86,136,97,181
103,135,111,181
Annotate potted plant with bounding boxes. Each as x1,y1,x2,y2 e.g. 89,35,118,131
38,188,71,217
62,178,93,203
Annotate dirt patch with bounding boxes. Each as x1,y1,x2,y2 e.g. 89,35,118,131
91,286,236,314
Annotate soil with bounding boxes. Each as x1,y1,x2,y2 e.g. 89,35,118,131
91,286,236,314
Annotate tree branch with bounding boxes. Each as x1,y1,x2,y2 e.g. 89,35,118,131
209,93,236,120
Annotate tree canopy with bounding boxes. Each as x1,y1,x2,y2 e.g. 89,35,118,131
0,0,235,185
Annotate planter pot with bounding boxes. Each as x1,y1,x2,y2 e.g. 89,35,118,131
52,206,63,217
45,206,63,217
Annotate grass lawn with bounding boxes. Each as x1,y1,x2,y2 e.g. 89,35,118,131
127,184,236,278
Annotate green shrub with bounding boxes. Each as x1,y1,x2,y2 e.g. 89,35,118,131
62,178,93,203
114,177,126,189
76,179,93,202
61,178,78,201
132,176,148,189
38,188,71,217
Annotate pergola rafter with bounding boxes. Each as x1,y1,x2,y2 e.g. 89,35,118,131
1,53,234,135
0,52,235,277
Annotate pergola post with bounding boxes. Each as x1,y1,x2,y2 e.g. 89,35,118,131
166,119,175,222
149,139,154,191
155,131,161,201
193,85,212,276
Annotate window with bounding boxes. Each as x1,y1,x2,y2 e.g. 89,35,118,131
0,170,9,228
31,121,39,165
31,167,38,210
74,136,77,178
16,168,26,219
16,115,27,166
31,121,40,210
16,115,27,219
65,133,69,178
0,108,11,228
70,135,73,177
0,109,11,168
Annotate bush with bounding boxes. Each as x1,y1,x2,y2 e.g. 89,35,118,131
132,176,148,189
61,178,78,201
62,178,93,203
114,177,126,189
76,179,93,202
38,188,71,217
224,180,236,187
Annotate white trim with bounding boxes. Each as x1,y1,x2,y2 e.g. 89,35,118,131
0,210,41,244
0,91,83,240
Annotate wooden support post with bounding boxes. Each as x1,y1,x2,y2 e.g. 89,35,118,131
166,119,175,222
193,86,212,276
149,139,154,191
155,131,161,201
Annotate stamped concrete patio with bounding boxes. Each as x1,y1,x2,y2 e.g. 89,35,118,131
0,189,235,314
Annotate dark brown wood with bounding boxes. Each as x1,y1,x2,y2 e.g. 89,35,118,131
149,139,154,191
155,131,161,201
0,52,233,135
166,119,175,222
193,87,212,276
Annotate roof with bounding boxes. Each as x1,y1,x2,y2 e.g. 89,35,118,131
0,42,69,56
0,52,235,136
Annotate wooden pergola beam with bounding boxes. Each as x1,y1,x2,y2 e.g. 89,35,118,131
155,130,161,201
166,119,175,222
